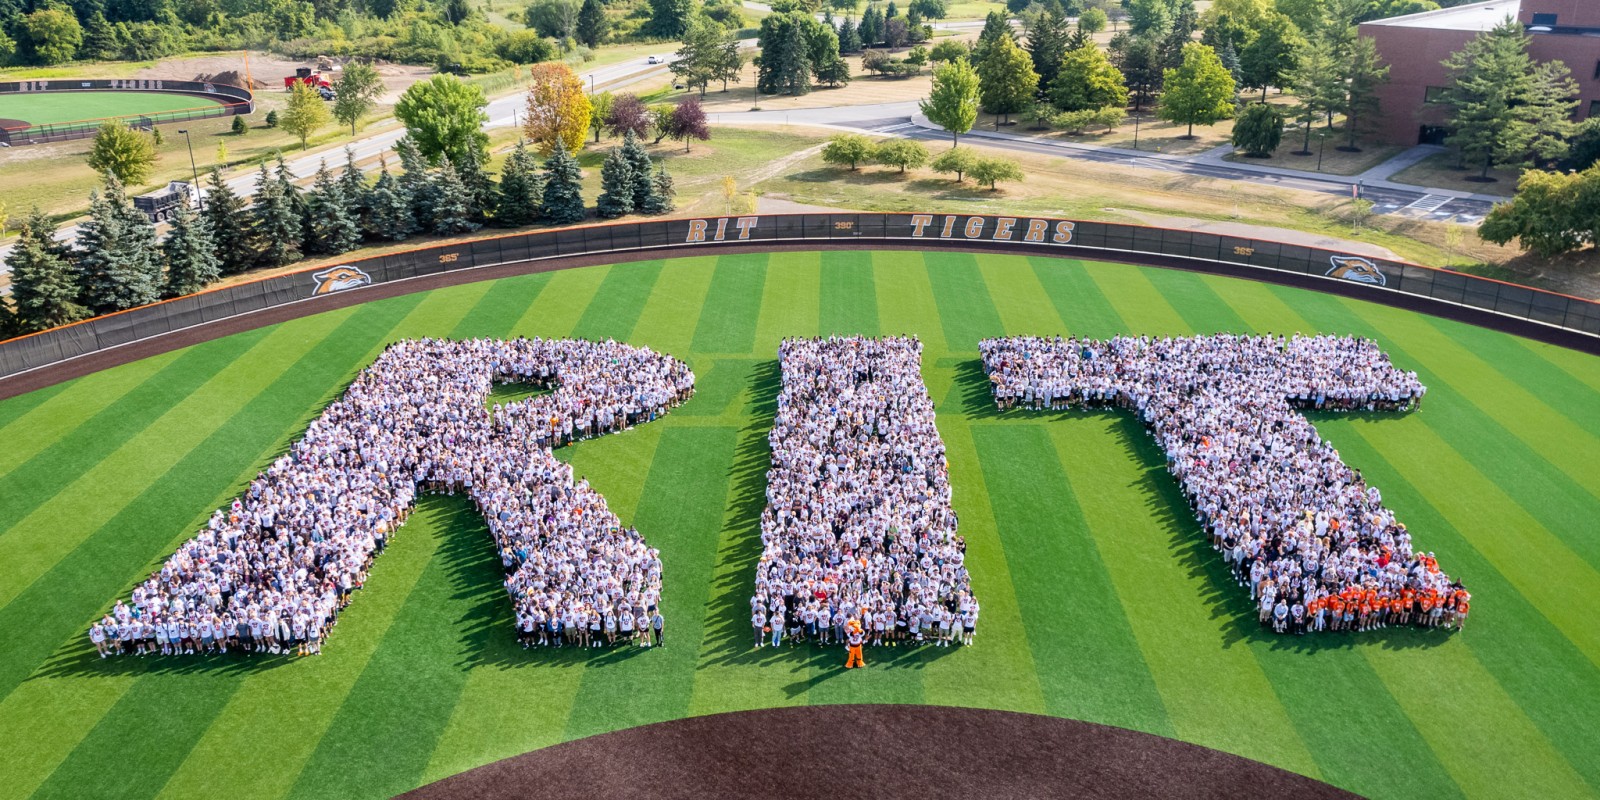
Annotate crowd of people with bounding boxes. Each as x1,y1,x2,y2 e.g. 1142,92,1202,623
90,337,695,658
751,336,979,653
980,333,1469,634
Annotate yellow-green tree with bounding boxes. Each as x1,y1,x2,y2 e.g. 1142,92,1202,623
281,82,332,151
86,118,157,185
1159,42,1237,139
524,62,593,155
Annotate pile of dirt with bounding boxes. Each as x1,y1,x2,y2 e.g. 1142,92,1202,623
194,70,267,90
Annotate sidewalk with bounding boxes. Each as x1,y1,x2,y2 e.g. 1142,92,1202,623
909,114,1511,203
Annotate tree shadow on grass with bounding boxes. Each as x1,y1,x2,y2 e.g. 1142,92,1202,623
1100,411,1452,654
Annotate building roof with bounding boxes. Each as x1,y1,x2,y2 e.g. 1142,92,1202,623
1362,0,1520,31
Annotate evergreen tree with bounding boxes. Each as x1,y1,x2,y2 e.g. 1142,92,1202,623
539,141,587,225
1337,35,1388,151
161,204,221,298
396,137,439,232
859,4,883,46
1442,19,1572,177
973,9,1013,61
366,167,417,241
1286,32,1342,151
1024,6,1072,89
452,147,497,223
6,208,86,332
74,175,162,314
596,148,636,218
576,0,609,48
338,148,371,225
1114,35,1164,111
494,141,543,227
308,160,363,255
838,16,862,53
756,12,815,96
252,161,303,267
203,166,257,275
620,131,656,210
1218,41,1242,85
429,165,481,235
643,166,675,215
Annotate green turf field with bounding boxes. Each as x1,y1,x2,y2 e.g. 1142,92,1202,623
1,251,1597,800
0,91,224,127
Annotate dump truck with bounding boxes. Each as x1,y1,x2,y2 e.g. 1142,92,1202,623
284,67,336,98
133,181,197,223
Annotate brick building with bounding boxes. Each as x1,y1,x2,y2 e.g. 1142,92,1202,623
1360,0,1600,145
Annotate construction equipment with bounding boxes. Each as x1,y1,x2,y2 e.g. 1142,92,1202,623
133,181,197,223
284,66,335,96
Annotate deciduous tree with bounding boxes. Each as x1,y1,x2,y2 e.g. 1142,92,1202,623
87,118,157,185
920,56,979,143
1158,42,1235,138
523,62,593,155
874,138,928,173
397,75,490,164
665,97,710,152
281,81,332,151
822,133,877,169
976,34,1038,126
930,145,976,181
1051,42,1129,111
606,93,653,139
333,60,384,135
1479,166,1600,257
1231,101,1283,156
969,155,1024,189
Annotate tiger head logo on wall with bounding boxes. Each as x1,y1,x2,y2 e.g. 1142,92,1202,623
1326,255,1387,287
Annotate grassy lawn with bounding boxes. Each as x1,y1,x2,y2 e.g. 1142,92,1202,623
1389,151,1520,195
0,252,1596,800
1221,132,1403,177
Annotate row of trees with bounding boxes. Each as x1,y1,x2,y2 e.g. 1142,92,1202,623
820,133,1023,189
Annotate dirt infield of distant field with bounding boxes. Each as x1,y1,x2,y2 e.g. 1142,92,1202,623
399,705,1359,800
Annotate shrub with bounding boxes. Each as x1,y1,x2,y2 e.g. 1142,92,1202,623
1092,106,1126,133
822,133,877,170
874,138,929,173
1051,109,1096,135
265,110,280,128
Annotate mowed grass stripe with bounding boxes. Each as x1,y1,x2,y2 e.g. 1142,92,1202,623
920,419,1048,715
565,426,738,739
445,273,553,340
1342,299,1600,490
507,263,610,339
691,253,768,354
144,280,527,800
873,251,945,352
977,254,1067,334
0,357,176,470
972,424,1171,733
1319,416,1600,793
286,498,502,800
752,251,820,355
1028,257,1124,337
923,251,1005,352
818,250,876,337
1423,316,1600,439
0,328,270,541
1140,266,1468,798
0,381,68,433
1139,268,1253,334
627,255,718,357
0,667,134,800
569,260,662,342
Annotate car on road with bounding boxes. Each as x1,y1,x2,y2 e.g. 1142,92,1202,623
646,55,665,64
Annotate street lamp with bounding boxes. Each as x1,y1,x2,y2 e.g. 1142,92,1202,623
1132,113,1141,150
176,129,202,210
1316,130,1327,172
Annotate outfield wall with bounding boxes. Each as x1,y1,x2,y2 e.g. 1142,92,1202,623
1,213,1596,395
0,79,254,145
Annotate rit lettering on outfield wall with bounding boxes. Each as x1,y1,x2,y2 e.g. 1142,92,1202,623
681,216,1076,245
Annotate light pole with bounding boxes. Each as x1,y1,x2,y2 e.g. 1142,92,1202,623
1132,113,1141,150
176,129,203,210
1316,130,1327,172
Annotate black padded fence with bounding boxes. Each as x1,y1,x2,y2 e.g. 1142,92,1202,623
2,213,1597,383
0,79,254,146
